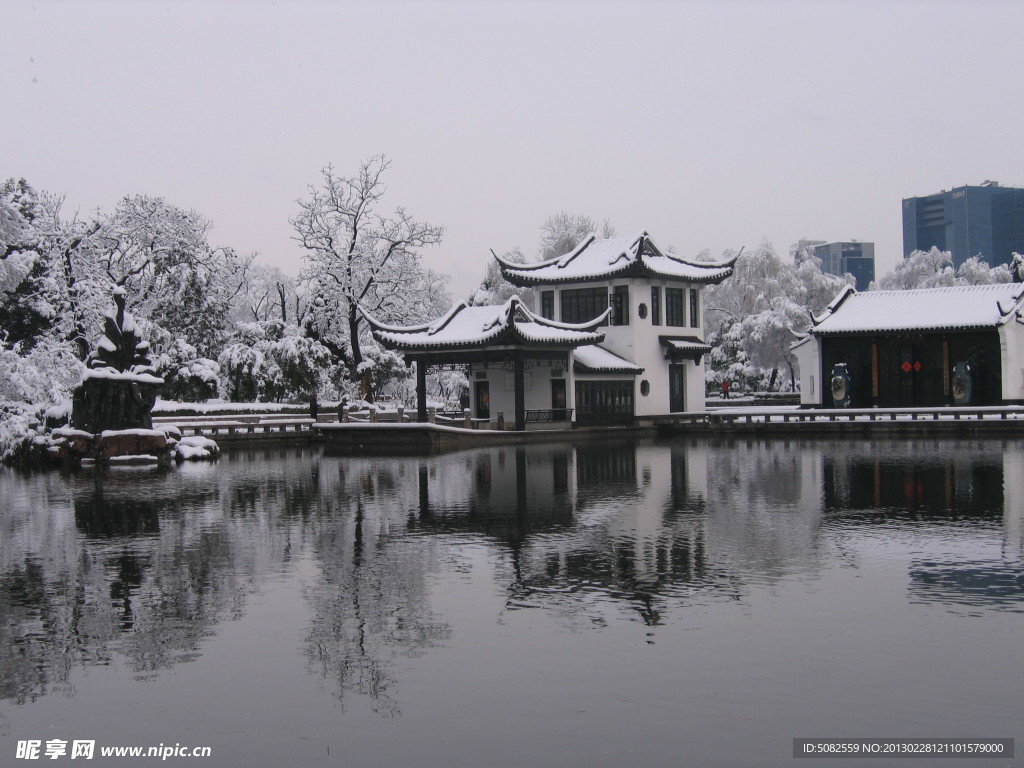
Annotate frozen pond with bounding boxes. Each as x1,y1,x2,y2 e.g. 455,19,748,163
1,436,1022,767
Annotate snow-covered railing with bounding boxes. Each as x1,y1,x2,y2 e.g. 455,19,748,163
662,405,1024,430
526,408,574,423
163,418,317,439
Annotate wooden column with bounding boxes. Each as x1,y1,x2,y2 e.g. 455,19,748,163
871,342,879,404
416,359,428,423
514,355,526,431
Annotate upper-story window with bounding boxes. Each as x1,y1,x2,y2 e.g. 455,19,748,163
651,286,661,326
540,291,555,320
689,288,700,327
665,287,686,327
561,287,608,325
611,285,629,326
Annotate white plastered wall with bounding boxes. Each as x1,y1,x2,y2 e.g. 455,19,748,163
468,360,568,423
558,278,710,415
998,321,1024,402
791,336,822,406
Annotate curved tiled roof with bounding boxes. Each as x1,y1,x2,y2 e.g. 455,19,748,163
810,284,1024,335
362,296,607,352
496,232,735,286
573,345,644,374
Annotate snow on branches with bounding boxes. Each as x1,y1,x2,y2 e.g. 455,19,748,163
292,155,447,378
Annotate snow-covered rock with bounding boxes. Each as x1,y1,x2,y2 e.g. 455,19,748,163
173,435,220,461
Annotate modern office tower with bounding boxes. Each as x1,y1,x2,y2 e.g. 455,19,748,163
902,181,1024,268
812,241,876,291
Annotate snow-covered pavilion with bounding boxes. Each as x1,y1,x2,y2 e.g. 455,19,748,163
791,283,1024,407
363,296,609,430
364,231,735,429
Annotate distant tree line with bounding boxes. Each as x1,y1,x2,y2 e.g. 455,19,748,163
3,161,1022,461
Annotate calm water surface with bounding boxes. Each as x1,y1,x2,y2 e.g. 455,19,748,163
1,437,1022,767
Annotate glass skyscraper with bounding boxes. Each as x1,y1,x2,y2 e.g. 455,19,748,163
902,181,1024,268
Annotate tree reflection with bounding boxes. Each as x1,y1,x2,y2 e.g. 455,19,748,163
1,437,1021,713
303,458,451,717
0,454,318,703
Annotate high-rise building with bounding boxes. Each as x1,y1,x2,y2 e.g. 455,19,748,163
902,181,1024,268
812,241,876,291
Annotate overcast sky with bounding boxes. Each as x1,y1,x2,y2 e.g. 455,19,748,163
6,0,1023,301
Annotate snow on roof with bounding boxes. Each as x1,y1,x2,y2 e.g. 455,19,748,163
810,284,1024,335
659,335,713,361
363,296,606,351
497,232,735,286
573,345,644,374
661,338,712,352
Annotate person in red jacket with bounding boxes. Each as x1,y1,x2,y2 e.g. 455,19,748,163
721,379,730,399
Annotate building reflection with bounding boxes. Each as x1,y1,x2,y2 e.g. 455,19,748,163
0,436,1021,712
403,436,1023,621
822,439,1005,518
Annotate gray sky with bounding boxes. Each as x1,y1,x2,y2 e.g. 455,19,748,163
6,0,1023,301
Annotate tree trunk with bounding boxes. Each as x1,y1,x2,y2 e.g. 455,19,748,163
347,302,362,375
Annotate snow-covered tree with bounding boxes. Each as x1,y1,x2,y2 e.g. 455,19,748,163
356,344,411,403
0,179,72,348
95,195,247,356
0,179,247,361
790,238,825,266
704,242,850,392
154,338,220,402
467,213,616,309
875,247,955,290
293,156,446,379
216,321,331,403
537,211,615,261
428,368,468,409
466,247,534,309
874,248,1013,290
954,255,1013,285
233,263,306,325
0,186,35,292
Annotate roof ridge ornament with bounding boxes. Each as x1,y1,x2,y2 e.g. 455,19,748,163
812,284,857,325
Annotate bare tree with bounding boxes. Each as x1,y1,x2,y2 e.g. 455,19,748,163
234,263,306,324
292,156,445,377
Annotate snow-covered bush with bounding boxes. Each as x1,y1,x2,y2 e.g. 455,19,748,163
217,325,331,403
356,344,411,403
0,337,81,463
0,337,82,405
264,333,331,401
154,338,220,402
0,402,47,465
218,342,264,402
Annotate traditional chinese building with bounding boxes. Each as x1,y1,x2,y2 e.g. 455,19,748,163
364,232,735,429
791,284,1024,408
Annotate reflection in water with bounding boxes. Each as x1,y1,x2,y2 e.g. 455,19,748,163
0,436,1022,719
823,439,1005,519
303,458,451,717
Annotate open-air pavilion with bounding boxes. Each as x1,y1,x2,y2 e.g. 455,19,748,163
362,296,616,430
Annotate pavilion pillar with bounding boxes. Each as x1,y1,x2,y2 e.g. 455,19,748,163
416,359,428,423
514,355,526,431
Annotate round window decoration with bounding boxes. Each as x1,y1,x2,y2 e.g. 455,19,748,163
638,303,648,319
640,380,650,397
